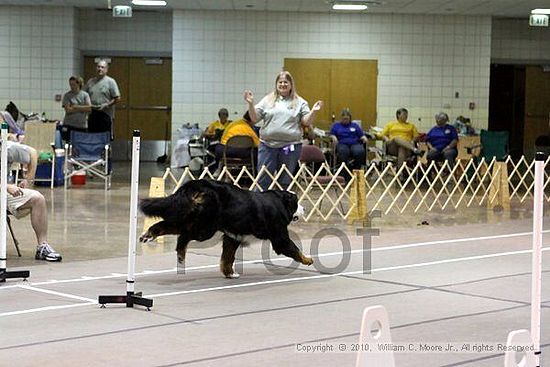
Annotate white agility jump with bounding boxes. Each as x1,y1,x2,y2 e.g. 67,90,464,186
353,152,545,367
97,130,153,310
0,122,29,282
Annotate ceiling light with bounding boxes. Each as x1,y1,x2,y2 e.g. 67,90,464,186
332,3,368,11
131,0,167,6
531,9,550,15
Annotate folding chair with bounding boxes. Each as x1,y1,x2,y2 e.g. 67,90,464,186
465,130,510,185
6,215,22,257
24,122,57,189
64,130,112,190
467,130,509,162
187,135,207,164
299,144,346,213
222,135,256,175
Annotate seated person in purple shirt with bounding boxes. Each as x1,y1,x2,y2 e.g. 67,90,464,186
426,112,458,168
329,108,368,170
0,110,24,142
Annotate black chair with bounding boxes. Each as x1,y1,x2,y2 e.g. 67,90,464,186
6,215,21,257
222,135,256,176
299,144,346,213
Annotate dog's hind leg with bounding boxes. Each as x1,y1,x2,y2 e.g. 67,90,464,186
271,236,313,266
140,221,180,243
220,235,241,279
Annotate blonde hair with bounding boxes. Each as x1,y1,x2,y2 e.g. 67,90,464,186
268,71,300,108
69,75,84,89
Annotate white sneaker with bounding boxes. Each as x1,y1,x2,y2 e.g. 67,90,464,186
35,243,62,262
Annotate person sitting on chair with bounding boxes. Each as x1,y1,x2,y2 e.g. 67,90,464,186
426,112,458,169
203,108,230,140
211,111,259,176
203,108,231,171
0,109,25,142
5,141,62,261
377,107,423,168
215,111,259,159
329,108,368,170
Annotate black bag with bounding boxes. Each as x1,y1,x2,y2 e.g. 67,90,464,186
88,109,112,133
5,101,19,121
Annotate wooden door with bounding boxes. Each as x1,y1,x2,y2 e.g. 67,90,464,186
284,59,332,128
284,58,378,131
330,60,378,129
128,58,172,141
524,65,550,159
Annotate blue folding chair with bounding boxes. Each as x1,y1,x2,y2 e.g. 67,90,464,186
64,130,112,190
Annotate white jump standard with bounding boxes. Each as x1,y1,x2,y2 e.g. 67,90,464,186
0,122,29,282
98,130,153,309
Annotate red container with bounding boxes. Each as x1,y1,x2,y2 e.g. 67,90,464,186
71,171,86,185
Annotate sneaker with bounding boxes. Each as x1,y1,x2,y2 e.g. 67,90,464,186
35,243,62,262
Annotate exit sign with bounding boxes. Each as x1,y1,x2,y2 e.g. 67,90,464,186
529,14,549,27
113,5,132,18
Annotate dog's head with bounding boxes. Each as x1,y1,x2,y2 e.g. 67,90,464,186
279,190,305,222
292,203,305,222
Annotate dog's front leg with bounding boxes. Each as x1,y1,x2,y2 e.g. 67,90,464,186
140,221,180,243
271,236,313,266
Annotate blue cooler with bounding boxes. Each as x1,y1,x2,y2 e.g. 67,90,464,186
35,151,64,187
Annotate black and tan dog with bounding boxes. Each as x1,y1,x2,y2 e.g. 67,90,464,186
139,179,312,278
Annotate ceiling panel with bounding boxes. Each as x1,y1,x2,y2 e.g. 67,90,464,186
232,0,266,11
266,0,301,12
197,0,233,10
395,0,455,14
0,0,547,17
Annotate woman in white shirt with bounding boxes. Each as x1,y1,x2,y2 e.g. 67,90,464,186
244,71,322,190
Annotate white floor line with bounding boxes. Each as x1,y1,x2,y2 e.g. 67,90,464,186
0,302,93,318
18,284,97,303
361,230,548,253
25,269,178,287
146,247,550,299
2,246,549,318
0,229,547,290
0,286,98,318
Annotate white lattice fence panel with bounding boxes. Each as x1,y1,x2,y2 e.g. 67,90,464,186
159,156,550,221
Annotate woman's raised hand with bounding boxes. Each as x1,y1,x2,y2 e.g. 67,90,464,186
243,90,254,105
312,100,323,111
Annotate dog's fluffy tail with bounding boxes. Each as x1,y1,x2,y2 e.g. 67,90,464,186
139,196,177,221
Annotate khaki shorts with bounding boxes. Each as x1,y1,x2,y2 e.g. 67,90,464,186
7,188,40,219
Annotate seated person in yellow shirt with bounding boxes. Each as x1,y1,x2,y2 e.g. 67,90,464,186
214,111,259,163
203,108,231,169
378,107,423,168
203,108,230,140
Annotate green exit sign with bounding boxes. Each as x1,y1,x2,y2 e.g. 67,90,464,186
529,14,549,27
113,5,132,18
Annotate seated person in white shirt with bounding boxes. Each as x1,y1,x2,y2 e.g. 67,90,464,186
5,142,62,261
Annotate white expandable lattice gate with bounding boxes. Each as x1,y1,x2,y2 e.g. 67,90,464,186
156,156,550,222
